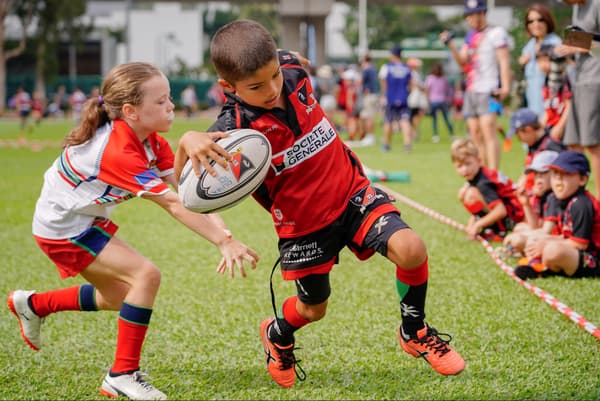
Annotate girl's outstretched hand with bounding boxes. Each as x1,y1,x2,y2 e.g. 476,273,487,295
215,238,259,278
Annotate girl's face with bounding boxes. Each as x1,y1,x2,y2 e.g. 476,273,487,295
526,10,548,38
532,171,552,196
134,74,175,135
221,58,285,110
550,170,587,199
536,56,551,74
453,155,481,181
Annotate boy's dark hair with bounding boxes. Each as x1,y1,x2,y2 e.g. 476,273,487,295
210,20,278,85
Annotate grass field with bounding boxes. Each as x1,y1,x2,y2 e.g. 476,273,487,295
1,117,599,400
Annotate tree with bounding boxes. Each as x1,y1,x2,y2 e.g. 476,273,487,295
0,0,34,115
343,5,444,56
27,0,91,96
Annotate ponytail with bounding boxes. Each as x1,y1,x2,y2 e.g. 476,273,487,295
63,96,110,146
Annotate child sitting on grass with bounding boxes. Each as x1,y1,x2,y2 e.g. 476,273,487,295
451,137,524,241
503,150,560,256
510,107,565,193
515,150,600,280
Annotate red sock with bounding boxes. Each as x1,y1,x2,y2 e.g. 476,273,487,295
112,318,149,374
30,286,81,318
283,296,310,329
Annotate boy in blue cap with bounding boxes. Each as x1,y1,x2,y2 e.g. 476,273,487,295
516,150,600,279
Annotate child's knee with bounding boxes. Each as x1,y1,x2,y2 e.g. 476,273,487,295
298,300,328,322
387,229,427,268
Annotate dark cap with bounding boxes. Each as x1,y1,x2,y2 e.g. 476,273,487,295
509,108,539,137
547,150,590,176
464,0,487,16
390,45,402,57
537,43,567,63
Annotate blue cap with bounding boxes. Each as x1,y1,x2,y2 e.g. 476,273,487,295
509,108,539,137
548,150,590,176
464,0,487,16
390,45,402,57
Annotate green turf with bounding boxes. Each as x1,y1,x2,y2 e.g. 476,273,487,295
1,116,599,400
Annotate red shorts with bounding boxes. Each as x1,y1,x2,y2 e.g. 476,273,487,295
34,219,119,278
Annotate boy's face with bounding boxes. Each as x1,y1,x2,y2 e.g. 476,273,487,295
219,58,284,110
550,170,587,199
453,155,480,181
465,11,486,30
516,126,538,146
536,55,551,74
532,171,552,196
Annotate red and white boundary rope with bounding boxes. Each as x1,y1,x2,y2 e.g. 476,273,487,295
375,183,600,341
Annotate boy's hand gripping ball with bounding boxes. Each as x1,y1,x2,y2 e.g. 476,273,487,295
178,129,272,213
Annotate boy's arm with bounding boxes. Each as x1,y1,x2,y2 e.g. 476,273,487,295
471,202,507,235
549,99,571,141
495,46,512,100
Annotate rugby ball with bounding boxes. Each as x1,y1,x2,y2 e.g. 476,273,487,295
178,129,271,213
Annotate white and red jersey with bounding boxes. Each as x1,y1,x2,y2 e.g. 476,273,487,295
209,51,370,238
462,26,509,93
33,119,174,239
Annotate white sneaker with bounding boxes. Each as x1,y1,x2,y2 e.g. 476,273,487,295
7,290,43,350
101,371,167,400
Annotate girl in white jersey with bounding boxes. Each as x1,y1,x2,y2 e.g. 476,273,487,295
7,62,259,400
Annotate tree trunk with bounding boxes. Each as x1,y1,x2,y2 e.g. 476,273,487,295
34,39,46,95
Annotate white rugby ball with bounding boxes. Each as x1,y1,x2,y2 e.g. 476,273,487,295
178,129,272,213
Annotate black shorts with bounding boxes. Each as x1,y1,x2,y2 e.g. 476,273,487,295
573,250,600,278
278,185,409,281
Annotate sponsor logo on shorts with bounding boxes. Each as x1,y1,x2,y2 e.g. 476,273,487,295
282,241,324,264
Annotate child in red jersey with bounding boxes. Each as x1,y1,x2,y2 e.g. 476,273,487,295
7,62,258,400
510,107,566,194
515,151,600,280
175,19,466,389
536,44,571,142
503,150,561,256
451,138,524,241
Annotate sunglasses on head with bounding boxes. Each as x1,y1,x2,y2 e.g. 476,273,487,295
527,18,545,25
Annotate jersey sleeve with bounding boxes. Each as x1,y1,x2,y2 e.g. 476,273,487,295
569,197,594,246
98,144,170,197
490,26,509,49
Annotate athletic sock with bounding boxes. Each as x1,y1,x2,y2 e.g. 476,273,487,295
395,257,428,338
29,284,98,318
111,302,152,374
269,296,309,346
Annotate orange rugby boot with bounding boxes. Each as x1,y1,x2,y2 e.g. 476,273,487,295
399,324,466,376
260,318,305,388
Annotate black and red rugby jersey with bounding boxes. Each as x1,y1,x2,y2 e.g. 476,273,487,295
468,167,524,223
208,51,370,238
557,188,600,253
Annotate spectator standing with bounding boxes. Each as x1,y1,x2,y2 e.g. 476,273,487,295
360,54,379,145
407,58,428,142
425,63,454,142
70,87,87,124
441,0,511,171
14,86,32,133
555,0,600,199
536,44,572,142
181,84,198,118
379,45,414,152
518,3,561,117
